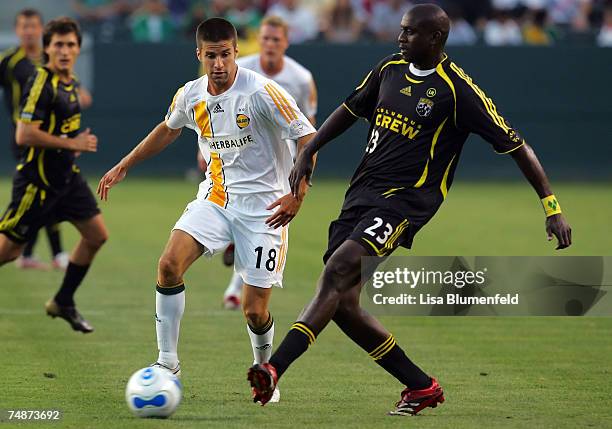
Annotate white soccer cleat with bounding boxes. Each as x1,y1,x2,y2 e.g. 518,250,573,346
268,386,280,403
151,361,181,378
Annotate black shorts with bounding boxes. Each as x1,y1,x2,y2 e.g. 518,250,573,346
0,172,100,244
323,205,419,264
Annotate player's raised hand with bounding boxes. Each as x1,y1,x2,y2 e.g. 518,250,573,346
545,214,572,250
289,147,314,197
72,128,98,152
266,193,302,229
97,162,128,201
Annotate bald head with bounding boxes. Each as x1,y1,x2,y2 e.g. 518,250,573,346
404,4,450,44
398,4,450,66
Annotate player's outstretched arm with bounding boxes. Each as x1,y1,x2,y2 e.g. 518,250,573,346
97,121,181,201
510,143,572,249
289,104,357,196
16,121,98,152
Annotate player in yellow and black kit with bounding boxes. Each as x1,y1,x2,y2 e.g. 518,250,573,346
0,10,92,269
0,17,108,334
248,4,572,416
0,9,70,270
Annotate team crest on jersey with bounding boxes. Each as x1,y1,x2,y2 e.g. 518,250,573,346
236,114,250,129
290,119,304,134
416,97,434,117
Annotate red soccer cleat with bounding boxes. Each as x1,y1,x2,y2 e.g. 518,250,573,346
388,377,445,416
247,363,278,406
223,294,240,310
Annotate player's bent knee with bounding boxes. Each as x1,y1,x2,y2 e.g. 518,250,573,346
157,255,184,285
87,233,108,250
243,307,268,328
322,257,361,292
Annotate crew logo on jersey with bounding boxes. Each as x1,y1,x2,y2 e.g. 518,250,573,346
236,113,250,129
416,97,434,117
60,113,81,134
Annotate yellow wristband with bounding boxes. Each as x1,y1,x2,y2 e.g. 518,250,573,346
541,195,562,217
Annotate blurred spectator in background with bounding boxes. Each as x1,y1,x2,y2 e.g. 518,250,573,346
130,0,175,42
72,0,134,42
209,0,231,18
227,0,263,39
446,4,478,45
547,0,593,32
597,4,612,46
166,0,191,28
267,0,319,43
66,0,610,45
523,8,553,45
449,0,492,26
184,1,208,38
321,0,364,43
484,8,523,45
369,0,412,42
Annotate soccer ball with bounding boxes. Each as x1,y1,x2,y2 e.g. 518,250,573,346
125,367,182,418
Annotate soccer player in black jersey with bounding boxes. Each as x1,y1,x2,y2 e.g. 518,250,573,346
0,17,107,333
0,10,91,270
248,4,572,415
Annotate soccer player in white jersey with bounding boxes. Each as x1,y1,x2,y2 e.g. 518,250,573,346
220,15,318,310
97,18,316,403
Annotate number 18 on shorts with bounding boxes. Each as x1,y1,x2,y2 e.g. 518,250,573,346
173,198,288,289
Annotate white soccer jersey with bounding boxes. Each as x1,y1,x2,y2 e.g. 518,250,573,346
237,54,317,119
165,67,316,218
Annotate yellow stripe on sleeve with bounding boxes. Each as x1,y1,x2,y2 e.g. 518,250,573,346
169,86,184,113
265,83,297,122
268,84,297,120
449,62,510,133
21,68,48,118
264,84,291,123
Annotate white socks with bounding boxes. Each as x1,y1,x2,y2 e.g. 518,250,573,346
224,271,243,298
155,288,185,368
247,315,275,364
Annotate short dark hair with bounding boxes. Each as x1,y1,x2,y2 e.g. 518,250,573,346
43,17,82,49
15,8,43,26
196,18,237,47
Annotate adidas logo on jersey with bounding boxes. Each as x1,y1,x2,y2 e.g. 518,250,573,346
400,86,412,96
212,104,224,113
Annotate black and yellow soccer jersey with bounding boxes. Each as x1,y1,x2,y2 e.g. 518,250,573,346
0,46,40,158
342,53,525,227
17,66,82,188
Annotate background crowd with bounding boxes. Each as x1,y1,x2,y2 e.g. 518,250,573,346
3,0,610,46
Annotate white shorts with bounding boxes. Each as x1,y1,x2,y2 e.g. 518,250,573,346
173,198,288,288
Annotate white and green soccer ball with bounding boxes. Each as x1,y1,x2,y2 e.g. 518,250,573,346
125,367,182,418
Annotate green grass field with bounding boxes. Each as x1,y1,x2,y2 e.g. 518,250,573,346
1,178,611,428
